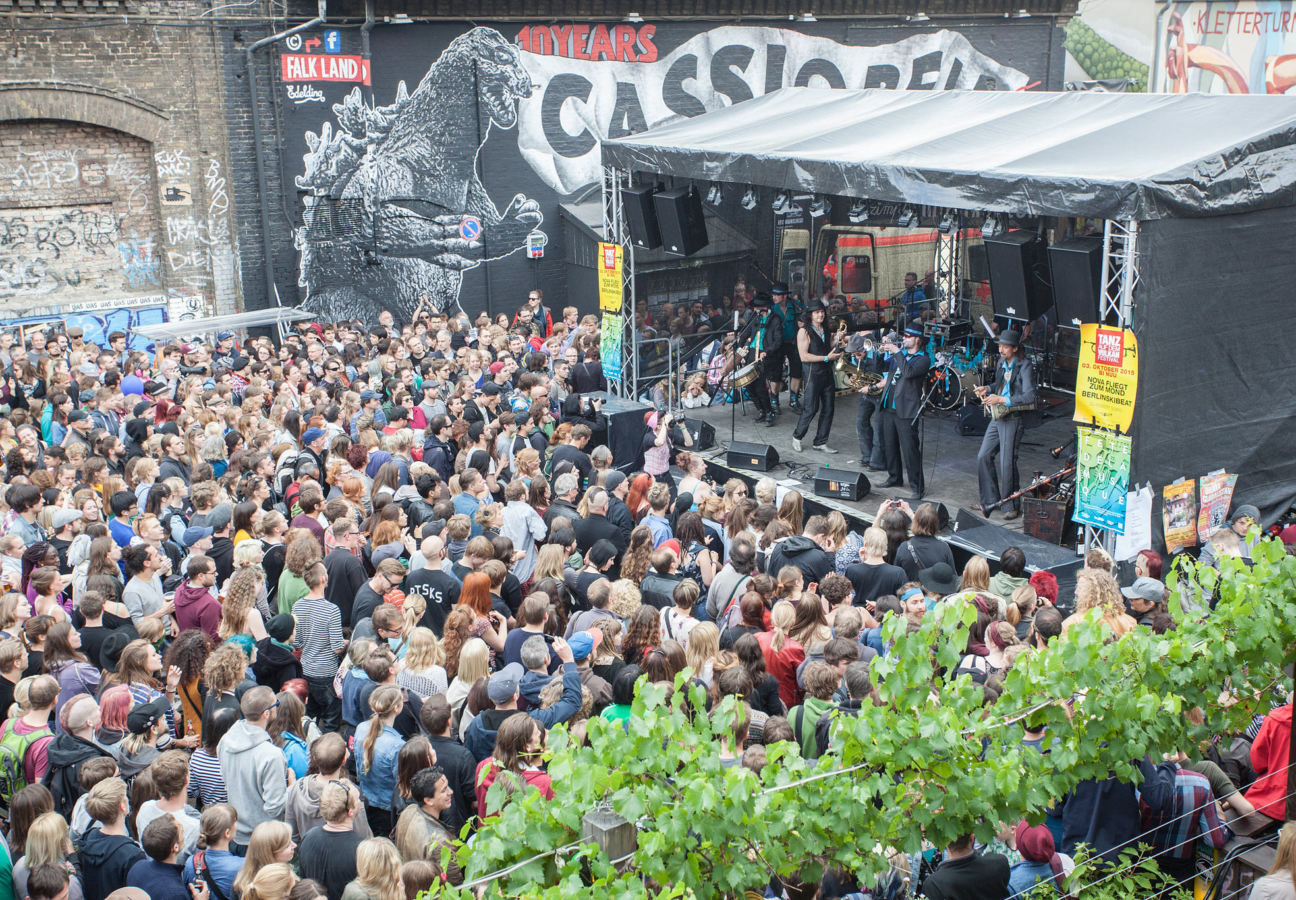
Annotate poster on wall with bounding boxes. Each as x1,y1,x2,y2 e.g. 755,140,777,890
280,19,1057,324
1197,471,1239,542
600,312,623,381
1074,324,1139,432
1162,479,1200,553
1073,428,1132,533
597,242,623,313
1153,1,1296,94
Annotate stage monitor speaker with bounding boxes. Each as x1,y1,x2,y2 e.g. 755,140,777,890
814,467,870,502
672,417,715,452
623,186,661,250
727,441,779,472
1047,236,1103,329
985,230,1054,322
583,391,652,473
653,186,709,256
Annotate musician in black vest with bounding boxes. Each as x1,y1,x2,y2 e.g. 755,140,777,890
877,326,930,500
791,300,843,453
975,329,1038,520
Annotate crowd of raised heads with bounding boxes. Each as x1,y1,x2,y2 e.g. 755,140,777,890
0,303,1283,900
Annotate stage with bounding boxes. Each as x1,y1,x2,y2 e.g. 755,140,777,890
682,390,1079,535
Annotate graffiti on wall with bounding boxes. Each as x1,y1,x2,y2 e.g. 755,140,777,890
296,28,543,322
1155,1,1296,93
0,207,129,299
10,300,168,353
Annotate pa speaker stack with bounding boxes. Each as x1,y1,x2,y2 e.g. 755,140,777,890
652,186,709,256
623,185,661,250
985,230,1054,323
813,467,870,502
726,441,779,472
1047,236,1103,328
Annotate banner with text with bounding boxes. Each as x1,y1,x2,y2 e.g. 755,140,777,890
1197,471,1239,542
1154,1,1296,94
601,312,623,381
1073,427,1132,533
1162,479,1200,553
597,242,623,313
1074,324,1139,432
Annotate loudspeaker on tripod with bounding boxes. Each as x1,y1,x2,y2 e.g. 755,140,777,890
726,441,779,472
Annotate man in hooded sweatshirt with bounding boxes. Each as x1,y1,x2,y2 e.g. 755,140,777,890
766,515,836,586
253,614,303,693
217,687,287,850
41,694,110,820
80,776,147,900
172,556,221,642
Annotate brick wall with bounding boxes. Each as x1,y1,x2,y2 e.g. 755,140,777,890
0,0,246,324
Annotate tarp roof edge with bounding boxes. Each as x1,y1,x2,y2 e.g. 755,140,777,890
602,88,1296,221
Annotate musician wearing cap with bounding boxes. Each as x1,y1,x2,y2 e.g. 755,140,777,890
765,282,803,413
975,329,1038,520
877,326,930,500
791,299,844,453
732,293,777,426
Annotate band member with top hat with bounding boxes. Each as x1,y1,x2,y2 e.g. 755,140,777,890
766,282,804,412
878,326,930,500
975,329,1038,520
791,299,843,453
736,293,778,426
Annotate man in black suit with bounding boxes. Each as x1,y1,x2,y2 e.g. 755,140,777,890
603,471,634,547
877,326,930,501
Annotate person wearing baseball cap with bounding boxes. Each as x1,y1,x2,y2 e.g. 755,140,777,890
462,636,582,763
568,630,612,712
1121,576,1167,627
974,327,1038,520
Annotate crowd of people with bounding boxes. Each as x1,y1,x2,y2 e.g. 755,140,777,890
0,295,1286,900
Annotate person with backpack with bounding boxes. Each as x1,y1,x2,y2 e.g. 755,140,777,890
80,777,147,900
41,694,109,821
0,674,57,807
182,804,240,900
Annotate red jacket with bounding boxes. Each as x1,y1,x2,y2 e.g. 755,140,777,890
1246,703,1292,819
475,757,553,819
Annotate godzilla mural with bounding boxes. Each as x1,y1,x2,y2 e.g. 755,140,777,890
295,27,543,322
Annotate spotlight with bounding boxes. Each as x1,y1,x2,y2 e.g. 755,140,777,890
906,12,930,22
1010,9,1031,17
624,12,644,22
848,200,869,224
741,188,759,211
809,196,827,218
982,215,1003,238
772,192,792,215
706,184,723,206
796,12,817,22
937,212,956,235
897,208,918,229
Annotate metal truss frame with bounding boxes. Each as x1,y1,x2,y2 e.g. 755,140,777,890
601,165,638,400
1083,217,1140,553
934,215,964,318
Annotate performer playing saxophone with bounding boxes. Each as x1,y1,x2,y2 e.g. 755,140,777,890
975,329,1039,520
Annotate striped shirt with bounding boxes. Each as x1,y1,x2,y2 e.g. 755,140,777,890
293,594,346,679
188,748,227,806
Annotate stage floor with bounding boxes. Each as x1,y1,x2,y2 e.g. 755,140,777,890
683,391,1078,534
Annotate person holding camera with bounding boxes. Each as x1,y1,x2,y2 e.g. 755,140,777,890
643,411,692,499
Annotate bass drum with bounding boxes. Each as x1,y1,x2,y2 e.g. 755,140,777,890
732,361,762,390
926,364,963,411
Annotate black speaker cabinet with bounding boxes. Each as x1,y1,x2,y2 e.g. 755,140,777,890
672,417,715,452
1047,236,1104,329
726,441,779,472
652,186,709,256
814,467,870,502
985,230,1054,323
623,185,661,250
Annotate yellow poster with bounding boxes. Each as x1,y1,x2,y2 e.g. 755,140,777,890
1074,324,1138,432
597,242,623,313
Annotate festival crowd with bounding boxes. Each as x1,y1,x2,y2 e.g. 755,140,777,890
0,291,1287,900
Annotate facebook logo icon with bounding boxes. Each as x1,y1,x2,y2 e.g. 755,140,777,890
324,29,341,53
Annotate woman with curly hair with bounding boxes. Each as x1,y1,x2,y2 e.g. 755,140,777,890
201,643,250,730
277,533,322,615
620,605,660,669
220,568,268,642
165,628,214,741
619,526,654,587
439,608,475,682
607,579,642,624
1062,569,1137,639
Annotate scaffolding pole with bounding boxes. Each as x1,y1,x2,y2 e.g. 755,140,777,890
601,166,638,401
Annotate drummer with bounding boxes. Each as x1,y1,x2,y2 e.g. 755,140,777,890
737,292,778,427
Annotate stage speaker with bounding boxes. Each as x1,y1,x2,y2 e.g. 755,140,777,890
582,391,651,473
672,417,715,452
957,404,989,437
814,467,870,502
985,230,1054,323
727,441,779,472
623,185,661,250
1047,236,1103,329
653,186,709,256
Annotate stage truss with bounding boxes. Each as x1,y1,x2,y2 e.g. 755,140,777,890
934,216,964,319
601,166,638,400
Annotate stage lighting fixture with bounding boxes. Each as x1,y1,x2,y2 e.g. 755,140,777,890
706,184,723,206
741,188,759,210
906,12,931,22
982,215,1003,238
809,196,827,218
772,192,793,215
848,200,869,224
1010,9,1031,17
796,12,817,22
937,212,956,235
897,208,918,229
625,12,644,22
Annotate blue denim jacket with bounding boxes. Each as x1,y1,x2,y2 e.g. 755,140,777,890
353,721,402,808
